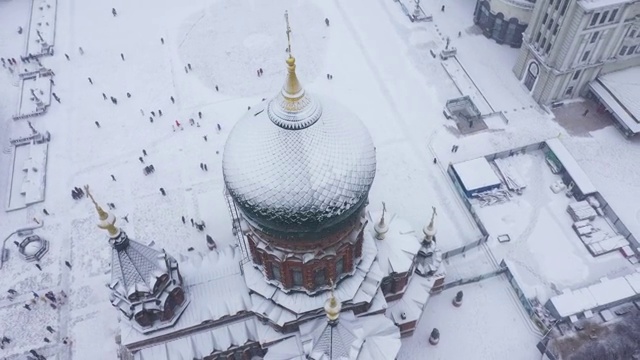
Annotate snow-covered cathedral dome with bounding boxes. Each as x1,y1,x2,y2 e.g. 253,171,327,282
222,55,376,237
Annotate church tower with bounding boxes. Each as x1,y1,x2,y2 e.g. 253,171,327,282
222,13,377,294
85,186,189,334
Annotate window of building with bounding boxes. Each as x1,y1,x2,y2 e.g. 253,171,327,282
599,11,609,24
314,268,326,288
555,0,561,10
565,86,574,95
582,51,590,62
572,70,581,80
628,45,637,55
553,24,559,35
292,269,303,286
630,30,637,38
535,32,542,43
541,37,547,49
545,43,551,54
590,31,599,43
590,13,600,27
560,0,568,15
619,45,628,56
609,9,618,22
548,19,554,30
336,257,344,275
549,0,553,5
542,13,548,25
271,263,281,282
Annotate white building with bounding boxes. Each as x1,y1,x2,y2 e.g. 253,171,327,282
513,0,640,133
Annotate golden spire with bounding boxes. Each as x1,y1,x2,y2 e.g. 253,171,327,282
324,279,342,322
84,185,120,238
423,206,437,242
374,202,389,240
282,11,304,101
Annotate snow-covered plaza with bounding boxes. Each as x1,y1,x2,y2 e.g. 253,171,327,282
1,0,640,359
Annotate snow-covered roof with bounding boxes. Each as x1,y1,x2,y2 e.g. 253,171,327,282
110,237,169,297
368,212,422,276
244,232,384,325
387,271,441,324
452,157,502,192
121,245,253,347
548,276,639,318
298,311,400,360
589,69,640,134
133,317,270,359
545,139,597,195
578,0,629,11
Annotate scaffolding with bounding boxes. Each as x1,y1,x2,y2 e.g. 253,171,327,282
224,188,251,272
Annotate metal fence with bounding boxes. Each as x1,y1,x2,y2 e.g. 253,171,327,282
441,267,506,291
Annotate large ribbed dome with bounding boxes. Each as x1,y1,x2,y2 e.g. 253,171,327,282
222,56,376,236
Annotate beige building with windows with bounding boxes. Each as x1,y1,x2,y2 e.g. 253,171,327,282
513,0,640,134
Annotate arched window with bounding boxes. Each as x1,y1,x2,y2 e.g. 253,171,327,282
135,310,153,327
524,62,539,91
291,268,303,286
314,268,327,289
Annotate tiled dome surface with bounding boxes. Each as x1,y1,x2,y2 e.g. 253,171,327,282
222,94,376,235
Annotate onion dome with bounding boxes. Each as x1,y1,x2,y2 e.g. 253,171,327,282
222,54,376,237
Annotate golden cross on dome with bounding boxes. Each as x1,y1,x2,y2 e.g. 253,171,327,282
285,10,292,56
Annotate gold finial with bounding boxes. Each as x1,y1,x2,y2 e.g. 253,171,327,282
423,206,437,242
325,279,341,322
429,206,437,228
282,11,303,100
84,185,120,238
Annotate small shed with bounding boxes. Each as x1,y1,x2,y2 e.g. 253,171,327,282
451,158,502,197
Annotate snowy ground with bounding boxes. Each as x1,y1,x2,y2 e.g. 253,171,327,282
475,151,636,302
398,276,543,360
0,0,639,358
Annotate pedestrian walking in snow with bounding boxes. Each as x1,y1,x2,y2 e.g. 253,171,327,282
65,261,71,269
160,38,164,44
582,109,589,116
198,111,202,119
203,135,208,141
112,8,117,16
111,174,116,181
182,216,186,224
325,18,330,26
433,157,437,164
175,120,181,127
24,304,31,310
139,156,144,163
150,117,154,123
188,63,192,70
151,111,156,117
65,53,70,60
190,218,194,226
140,109,144,116
102,93,107,100
142,149,147,156
170,96,175,103
185,66,188,74
109,203,116,209
441,5,445,11
200,163,204,170
458,31,462,37
88,77,93,84
79,46,84,55
217,123,221,131
158,109,162,116
215,85,219,91
44,337,50,343
451,145,456,152
204,164,208,171
189,118,195,126
127,92,131,98
35,263,42,271
46,326,54,333
159,188,166,196
120,53,125,61
43,209,49,215
50,78,55,85
257,69,260,77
